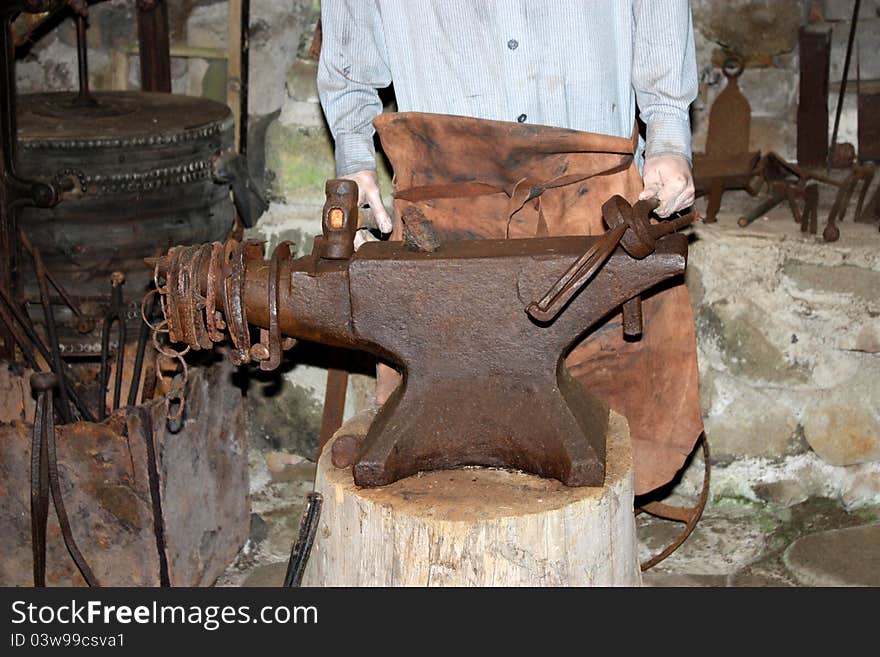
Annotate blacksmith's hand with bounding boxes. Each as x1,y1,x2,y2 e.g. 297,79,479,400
342,169,393,234
639,155,695,218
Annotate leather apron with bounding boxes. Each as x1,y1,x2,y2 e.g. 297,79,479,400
374,112,703,495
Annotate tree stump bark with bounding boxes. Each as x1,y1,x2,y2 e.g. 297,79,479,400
302,409,641,587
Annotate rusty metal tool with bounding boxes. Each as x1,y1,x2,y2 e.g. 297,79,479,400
28,233,73,423
283,492,323,587
737,191,785,227
18,229,81,319
638,436,711,571
803,184,820,236
30,374,51,587
30,372,100,587
1,1,68,357
746,152,875,238
98,272,126,420
527,197,696,323
829,0,861,170
693,54,763,223
72,3,96,108
127,290,154,407
0,299,40,370
150,181,691,488
0,282,95,422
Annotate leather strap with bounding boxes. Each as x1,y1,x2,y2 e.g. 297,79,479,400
31,386,101,586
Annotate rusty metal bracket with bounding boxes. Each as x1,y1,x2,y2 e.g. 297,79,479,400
638,435,711,571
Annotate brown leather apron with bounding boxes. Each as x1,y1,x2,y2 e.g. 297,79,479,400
374,112,703,495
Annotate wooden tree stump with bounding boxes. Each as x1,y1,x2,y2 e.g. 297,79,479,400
302,409,641,587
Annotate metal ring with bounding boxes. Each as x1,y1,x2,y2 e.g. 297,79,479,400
205,241,225,342
222,239,250,365
260,240,293,371
140,288,169,333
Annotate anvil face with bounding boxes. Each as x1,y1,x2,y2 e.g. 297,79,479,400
347,235,687,487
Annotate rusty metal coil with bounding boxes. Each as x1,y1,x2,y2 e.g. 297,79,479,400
153,237,296,373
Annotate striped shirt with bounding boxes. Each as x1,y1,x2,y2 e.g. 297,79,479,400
318,0,698,177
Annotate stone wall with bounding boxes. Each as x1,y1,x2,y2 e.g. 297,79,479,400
12,1,880,508
673,203,880,510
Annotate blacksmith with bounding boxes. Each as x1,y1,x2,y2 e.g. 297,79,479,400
317,0,702,495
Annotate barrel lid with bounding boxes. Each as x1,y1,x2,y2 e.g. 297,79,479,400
17,91,233,146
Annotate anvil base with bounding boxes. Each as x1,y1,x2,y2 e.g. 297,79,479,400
355,367,609,487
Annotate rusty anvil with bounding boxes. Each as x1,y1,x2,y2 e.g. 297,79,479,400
151,180,691,488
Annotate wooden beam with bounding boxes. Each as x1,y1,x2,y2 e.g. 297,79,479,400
136,0,172,93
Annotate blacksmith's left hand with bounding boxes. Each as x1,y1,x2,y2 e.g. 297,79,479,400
639,154,695,218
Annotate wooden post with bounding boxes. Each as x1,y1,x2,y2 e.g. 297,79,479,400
797,25,831,167
303,409,642,587
227,0,244,152
136,0,172,93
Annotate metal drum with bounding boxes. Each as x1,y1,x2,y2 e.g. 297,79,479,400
16,91,235,352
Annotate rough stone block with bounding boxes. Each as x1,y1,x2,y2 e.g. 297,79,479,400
830,19,880,82
698,301,810,384
287,59,320,103
842,470,880,509
264,121,336,203
782,259,880,302
754,479,810,506
187,2,228,50
248,48,290,117
749,116,798,160
739,67,798,117
821,0,880,22
802,367,880,466
693,0,802,62
688,218,880,473
278,99,326,128
702,381,802,460
784,524,880,586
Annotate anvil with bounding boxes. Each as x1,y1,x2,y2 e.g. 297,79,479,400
152,181,689,488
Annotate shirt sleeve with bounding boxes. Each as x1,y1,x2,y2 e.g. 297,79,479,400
631,0,698,163
317,0,392,176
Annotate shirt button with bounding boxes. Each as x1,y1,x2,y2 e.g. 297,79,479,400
507,39,518,50
517,114,527,123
